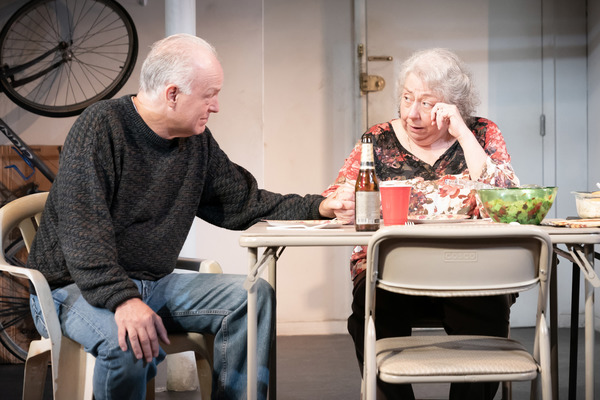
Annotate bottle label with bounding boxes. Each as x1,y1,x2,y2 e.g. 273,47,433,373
360,143,375,169
355,191,381,225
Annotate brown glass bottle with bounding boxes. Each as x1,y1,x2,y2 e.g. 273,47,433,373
355,133,380,231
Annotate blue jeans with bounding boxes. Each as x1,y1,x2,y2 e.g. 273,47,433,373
30,273,274,400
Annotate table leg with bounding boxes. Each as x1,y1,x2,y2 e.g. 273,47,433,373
268,252,277,400
247,248,258,400
550,252,559,400
568,263,580,400
245,246,283,400
584,246,595,400
558,244,599,400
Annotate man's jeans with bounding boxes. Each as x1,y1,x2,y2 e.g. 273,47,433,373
30,273,274,400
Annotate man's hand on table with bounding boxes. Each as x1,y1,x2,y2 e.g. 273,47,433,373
115,297,170,362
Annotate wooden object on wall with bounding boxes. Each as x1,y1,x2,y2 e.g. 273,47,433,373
0,145,60,207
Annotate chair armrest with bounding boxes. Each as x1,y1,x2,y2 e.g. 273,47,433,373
175,257,223,274
0,260,62,343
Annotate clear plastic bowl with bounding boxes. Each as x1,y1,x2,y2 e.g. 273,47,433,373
477,187,557,225
573,191,600,218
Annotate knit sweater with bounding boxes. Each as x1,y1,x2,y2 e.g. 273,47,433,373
27,95,324,312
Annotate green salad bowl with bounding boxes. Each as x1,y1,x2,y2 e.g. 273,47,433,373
477,187,558,225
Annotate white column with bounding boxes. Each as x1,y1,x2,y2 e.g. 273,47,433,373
165,0,196,36
164,2,200,395
167,0,201,260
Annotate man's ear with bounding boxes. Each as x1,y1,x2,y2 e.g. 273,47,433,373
166,85,178,106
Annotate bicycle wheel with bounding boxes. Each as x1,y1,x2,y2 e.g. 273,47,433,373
0,0,138,118
0,237,38,362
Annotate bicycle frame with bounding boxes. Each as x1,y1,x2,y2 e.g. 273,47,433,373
0,118,56,183
0,42,66,89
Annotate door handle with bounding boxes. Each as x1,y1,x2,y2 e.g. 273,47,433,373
368,56,393,62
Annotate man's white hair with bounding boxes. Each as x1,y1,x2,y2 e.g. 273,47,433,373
139,34,218,100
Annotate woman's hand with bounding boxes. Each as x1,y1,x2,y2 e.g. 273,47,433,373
431,103,470,140
432,102,488,180
319,184,355,222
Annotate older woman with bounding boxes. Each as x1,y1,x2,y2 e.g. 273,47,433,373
324,48,520,399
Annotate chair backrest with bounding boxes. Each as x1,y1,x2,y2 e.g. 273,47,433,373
366,224,553,297
1,192,105,399
0,191,49,260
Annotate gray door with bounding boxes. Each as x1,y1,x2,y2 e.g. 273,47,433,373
361,0,544,188
359,0,545,327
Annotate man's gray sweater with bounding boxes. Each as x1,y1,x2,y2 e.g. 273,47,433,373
27,95,324,311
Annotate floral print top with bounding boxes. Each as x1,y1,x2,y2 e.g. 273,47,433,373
322,117,520,280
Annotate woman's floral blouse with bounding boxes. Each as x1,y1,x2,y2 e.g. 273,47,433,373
322,117,520,281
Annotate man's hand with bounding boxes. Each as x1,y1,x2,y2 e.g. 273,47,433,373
319,185,355,223
114,298,170,362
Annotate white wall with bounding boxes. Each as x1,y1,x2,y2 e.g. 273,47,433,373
262,0,356,334
179,0,357,334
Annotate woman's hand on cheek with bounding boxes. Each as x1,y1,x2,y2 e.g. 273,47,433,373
431,103,469,139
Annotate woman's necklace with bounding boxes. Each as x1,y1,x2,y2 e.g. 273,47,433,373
404,130,455,166
392,120,414,153
404,130,414,153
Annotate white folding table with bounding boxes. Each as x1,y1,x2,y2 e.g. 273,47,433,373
240,222,600,400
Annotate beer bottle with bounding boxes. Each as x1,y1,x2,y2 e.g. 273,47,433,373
355,132,380,231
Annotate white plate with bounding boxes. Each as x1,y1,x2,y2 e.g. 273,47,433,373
407,214,472,224
264,220,346,229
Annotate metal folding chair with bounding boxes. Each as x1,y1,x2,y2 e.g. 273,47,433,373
363,224,553,400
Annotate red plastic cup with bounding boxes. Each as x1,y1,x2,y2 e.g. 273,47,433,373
380,181,412,225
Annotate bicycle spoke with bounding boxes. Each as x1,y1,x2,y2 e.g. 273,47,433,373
0,232,40,361
0,309,30,330
0,274,36,361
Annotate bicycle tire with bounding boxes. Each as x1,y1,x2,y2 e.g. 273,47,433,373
0,0,138,118
0,237,37,362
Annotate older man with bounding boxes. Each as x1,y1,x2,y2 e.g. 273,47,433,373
27,34,352,400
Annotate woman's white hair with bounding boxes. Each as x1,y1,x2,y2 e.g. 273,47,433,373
139,33,218,100
397,48,479,121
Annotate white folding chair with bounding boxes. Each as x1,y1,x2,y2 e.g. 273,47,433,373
363,224,553,400
0,192,219,400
